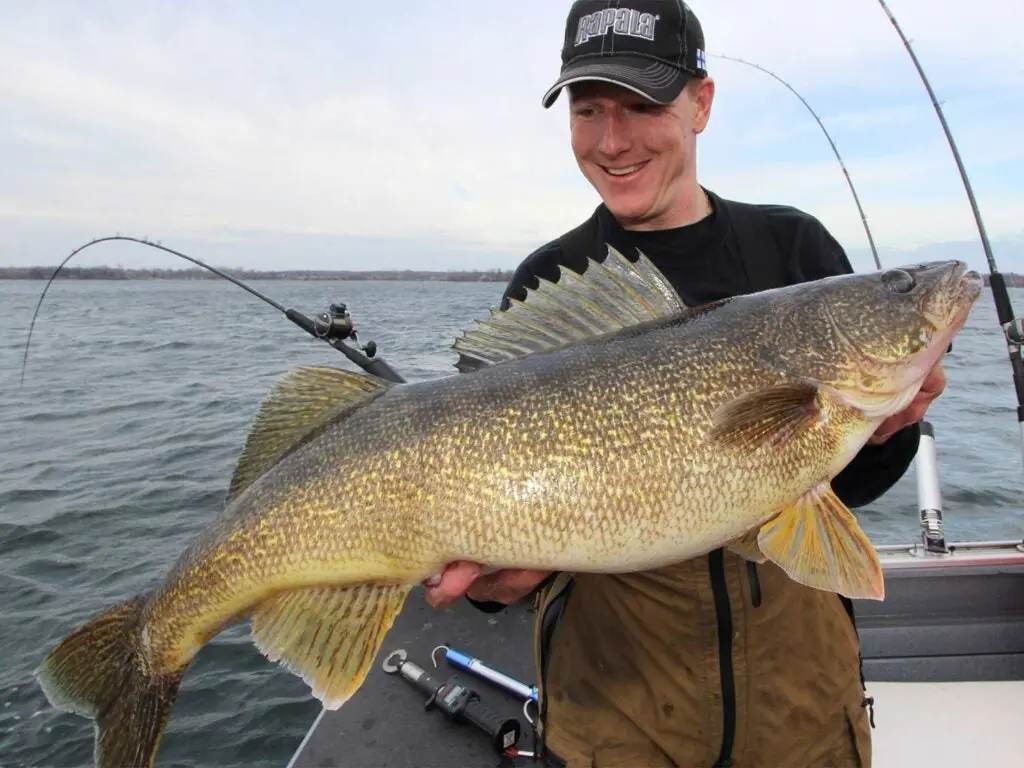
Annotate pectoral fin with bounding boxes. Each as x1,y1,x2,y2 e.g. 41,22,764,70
709,382,821,452
757,484,885,600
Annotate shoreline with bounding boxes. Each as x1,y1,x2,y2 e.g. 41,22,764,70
0,266,1019,286
0,267,516,283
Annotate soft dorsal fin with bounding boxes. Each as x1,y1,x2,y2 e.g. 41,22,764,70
226,366,390,502
452,245,686,369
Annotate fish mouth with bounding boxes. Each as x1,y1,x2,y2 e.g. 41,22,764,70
961,267,983,288
924,261,983,332
904,261,982,379
956,267,983,318
889,264,982,403
946,260,982,298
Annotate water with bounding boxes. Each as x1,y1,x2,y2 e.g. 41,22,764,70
1,278,1021,767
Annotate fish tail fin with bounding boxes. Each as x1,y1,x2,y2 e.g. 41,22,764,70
35,594,184,768
252,582,412,708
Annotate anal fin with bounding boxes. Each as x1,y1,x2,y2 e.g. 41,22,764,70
251,583,411,708
758,484,885,600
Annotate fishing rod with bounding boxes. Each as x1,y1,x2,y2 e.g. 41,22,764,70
18,235,406,387
874,0,1024,466
711,53,882,270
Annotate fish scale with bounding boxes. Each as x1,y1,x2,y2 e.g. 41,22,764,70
34,247,981,767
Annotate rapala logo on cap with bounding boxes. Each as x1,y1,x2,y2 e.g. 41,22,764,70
574,8,659,46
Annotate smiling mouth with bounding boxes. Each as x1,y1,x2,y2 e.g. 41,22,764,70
602,161,648,178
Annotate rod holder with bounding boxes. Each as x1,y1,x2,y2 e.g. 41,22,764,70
915,421,949,555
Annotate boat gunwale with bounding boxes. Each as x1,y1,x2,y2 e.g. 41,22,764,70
875,538,1024,571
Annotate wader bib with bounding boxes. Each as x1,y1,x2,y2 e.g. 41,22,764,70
527,201,875,767
532,560,872,767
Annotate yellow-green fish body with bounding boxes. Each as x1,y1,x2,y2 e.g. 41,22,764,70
36,249,981,767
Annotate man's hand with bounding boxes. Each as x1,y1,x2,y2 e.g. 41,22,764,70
423,561,552,610
868,361,947,445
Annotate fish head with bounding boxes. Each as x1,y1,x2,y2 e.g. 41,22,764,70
761,260,982,421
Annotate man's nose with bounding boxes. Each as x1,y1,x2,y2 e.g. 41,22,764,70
598,111,632,155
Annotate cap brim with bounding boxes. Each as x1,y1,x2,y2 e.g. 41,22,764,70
542,55,691,109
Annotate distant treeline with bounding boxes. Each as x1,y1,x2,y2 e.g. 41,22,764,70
0,265,516,283
2,265,1023,287
990,273,1024,287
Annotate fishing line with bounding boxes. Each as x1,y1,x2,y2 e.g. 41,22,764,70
18,235,405,387
711,53,882,271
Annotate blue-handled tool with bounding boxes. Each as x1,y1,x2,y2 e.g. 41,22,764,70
432,644,540,730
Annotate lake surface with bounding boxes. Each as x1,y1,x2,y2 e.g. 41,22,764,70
1,278,1021,767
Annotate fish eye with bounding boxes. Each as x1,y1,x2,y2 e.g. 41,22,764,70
881,269,915,294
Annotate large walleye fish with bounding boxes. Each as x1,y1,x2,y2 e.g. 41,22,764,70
36,249,980,767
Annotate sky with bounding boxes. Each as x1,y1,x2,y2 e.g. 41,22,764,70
0,0,1021,274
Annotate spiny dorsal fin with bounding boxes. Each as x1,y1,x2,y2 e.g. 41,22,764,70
227,366,390,502
452,245,686,369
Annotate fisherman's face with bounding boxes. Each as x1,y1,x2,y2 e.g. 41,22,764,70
568,78,714,230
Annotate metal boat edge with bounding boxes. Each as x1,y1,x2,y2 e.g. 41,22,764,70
874,539,1024,571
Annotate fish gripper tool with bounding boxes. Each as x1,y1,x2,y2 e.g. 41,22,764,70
431,644,540,726
382,648,522,754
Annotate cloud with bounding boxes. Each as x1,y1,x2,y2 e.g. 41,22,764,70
0,0,1020,270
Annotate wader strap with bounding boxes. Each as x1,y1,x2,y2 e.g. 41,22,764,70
532,572,577,763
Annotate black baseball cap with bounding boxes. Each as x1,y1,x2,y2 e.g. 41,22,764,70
542,0,708,109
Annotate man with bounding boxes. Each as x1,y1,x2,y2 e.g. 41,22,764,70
427,2,945,765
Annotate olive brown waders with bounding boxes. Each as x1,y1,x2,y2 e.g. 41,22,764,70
531,550,874,767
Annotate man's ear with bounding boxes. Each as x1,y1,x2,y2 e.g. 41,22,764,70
693,77,715,134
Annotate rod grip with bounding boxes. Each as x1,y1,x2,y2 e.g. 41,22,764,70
462,696,521,753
